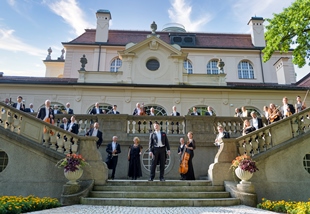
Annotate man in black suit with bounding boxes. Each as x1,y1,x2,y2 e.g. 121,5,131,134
148,122,170,181
67,115,79,134
12,95,25,111
170,106,180,116
60,117,69,131
205,106,215,116
190,106,200,115
281,97,295,118
53,104,62,115
250,111,263,130
65,102,74,114
90,102,104,114
37,100,54,122
214,125,230,147
132,102,141,115
86,122,103,149
24,103,35,113
108,105,120,114
105,136,121,179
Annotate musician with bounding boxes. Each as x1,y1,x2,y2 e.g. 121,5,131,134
177,137,185,180
37,100,54,121
214,125,230,147
250,111,263,130
149,107,156,116
268,103,281,124
190,106,200,115
241,106,250,117
108,105,120,114
148,121,170,181
86,122,103,149
295,95,307,113
90,102,104,114
263,106,269,118
65,102,74,114
12,95,25,111
24,103,35,113
4,98,10,105
53,104,62,115
205,106,215,116
234,108,242,117
242,119,256,136
183,131,195,180
132,103,141,115
105,136,121,180
171,106,180,116
67,115,79,135
280,97,295,118
60,117,69,131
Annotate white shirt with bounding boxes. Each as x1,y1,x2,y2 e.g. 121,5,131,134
92,128,98,137
208,111,213,116
252,118,258,130
172,111,177,116
96,108,100,114
54,109,58,114
155,131,163,147
68,122,74,131
16,102,21,110
30,108,34,113
283,104,288,116
44,107,49,120
112,142,116,151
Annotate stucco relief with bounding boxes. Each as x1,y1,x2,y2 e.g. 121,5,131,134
101,96,106,102
149,40,159,50
174,98,180,104
75,96,81,102
125,97,131,103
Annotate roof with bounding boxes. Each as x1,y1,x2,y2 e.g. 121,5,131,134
64,29,256,49
0,76,308,90
295,72,310,87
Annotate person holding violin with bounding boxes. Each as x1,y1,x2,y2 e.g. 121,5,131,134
214,125,230,148
182,131,196,180
268,103,281,124
280,97,295,118
295,95,307,113
148,121,170,181
37,100,54,123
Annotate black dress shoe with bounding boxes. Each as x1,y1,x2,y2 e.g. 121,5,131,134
148,178,153,181
160,178,165,181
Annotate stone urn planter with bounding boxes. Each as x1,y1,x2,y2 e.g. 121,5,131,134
64,168,83,185
235,166,253,183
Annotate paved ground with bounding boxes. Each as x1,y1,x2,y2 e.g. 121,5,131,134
29,205,274,214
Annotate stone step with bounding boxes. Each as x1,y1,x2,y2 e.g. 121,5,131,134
94,185,224,192
90,191,230,198
104,180,212,186
80,197,241,207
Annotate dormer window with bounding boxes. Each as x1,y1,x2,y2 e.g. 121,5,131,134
110,57,122,72
238,61,254,79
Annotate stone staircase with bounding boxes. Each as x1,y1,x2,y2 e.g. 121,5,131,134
80,180,240,207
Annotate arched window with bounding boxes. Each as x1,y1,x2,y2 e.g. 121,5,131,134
38,102,66,114
110,57,122,72
183,60,193,74
207,60,219,74
187,105,215,116
143,105,167,116
238,61,254,79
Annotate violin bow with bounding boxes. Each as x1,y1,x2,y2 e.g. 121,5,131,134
302,90,309,104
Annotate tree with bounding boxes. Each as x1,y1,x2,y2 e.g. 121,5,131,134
263,0,310,68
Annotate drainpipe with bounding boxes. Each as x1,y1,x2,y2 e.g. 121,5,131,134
259,49,265,83
97,44,102,72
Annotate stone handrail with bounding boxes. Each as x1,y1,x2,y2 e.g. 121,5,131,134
0,103,98,155
234,108,310,156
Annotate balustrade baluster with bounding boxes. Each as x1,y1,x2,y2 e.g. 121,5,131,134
250,134,258,155
71,138,78,154
179,120,184,134
257,132,265,152
5,111,12,129
57,133,65,153
238,140,245,155
64,140,71,155
264,129,271,149
244,137,252,155
50,131,57,150
43,130,50,147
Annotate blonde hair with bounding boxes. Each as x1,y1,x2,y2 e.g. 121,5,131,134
133,137,140,143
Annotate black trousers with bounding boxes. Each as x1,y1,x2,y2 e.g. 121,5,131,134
150,147,166,179
110,156,118,178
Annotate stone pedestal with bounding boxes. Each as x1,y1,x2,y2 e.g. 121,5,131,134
237,181,256,194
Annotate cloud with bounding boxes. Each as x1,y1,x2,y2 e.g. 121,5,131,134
7,0,15,6
0,28,46,57
46,0,93,36
168,0,212,32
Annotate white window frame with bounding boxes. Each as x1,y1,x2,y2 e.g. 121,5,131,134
110,57,122,72
238,61,254,79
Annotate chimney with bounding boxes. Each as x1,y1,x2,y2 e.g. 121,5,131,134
247,17,265,47
95,9,112,43
274,57,296,84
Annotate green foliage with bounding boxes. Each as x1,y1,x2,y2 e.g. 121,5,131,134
263,0,310,68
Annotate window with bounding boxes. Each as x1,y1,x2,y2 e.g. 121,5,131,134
183,60,193,74
110,58,122,72
303,154,310,174
143,105,167,116
0,149,8,172
207,60,219,74
87,104,112,114
238,61,254,79
187,106,215,115
146,59,160,71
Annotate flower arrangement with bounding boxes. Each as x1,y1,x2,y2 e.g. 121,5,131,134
231,154,259,173
56,153,88,172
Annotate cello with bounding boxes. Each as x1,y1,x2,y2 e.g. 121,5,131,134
43,113,55,135
179,141,190,174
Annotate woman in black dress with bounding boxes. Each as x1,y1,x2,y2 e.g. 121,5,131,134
127,137,143,180
184,131,195,180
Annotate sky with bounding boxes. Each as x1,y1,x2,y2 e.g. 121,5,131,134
0,0,308,81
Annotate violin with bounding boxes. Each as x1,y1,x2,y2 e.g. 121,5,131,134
179,141,190,174
43,115,55,135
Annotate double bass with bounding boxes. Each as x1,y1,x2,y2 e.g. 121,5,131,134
179,142,190,174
